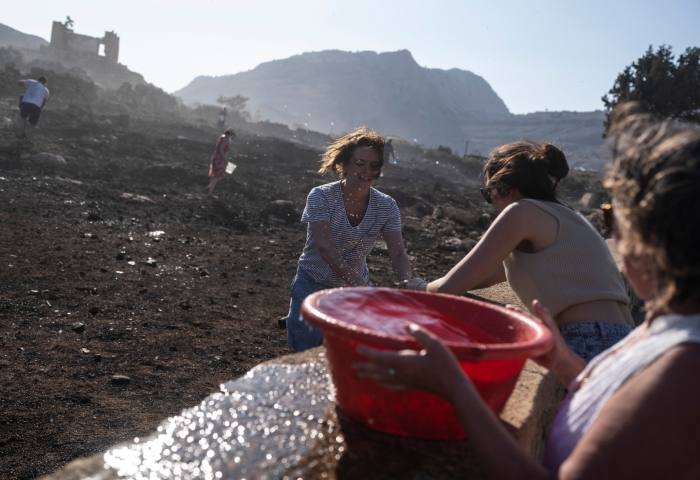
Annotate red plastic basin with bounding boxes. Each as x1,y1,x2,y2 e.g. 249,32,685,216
301,287,553,440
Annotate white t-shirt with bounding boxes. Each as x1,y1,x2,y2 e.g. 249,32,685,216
21,80,50,108
298,181,402,287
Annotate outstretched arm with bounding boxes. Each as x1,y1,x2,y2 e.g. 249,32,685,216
425,203,535,295
310,221,367,286
383,230,411,283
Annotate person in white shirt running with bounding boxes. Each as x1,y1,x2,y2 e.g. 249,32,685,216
17,76,50,140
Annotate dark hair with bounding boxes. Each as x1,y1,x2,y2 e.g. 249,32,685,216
606,102,700,311
482,140,569,203
38,76,47,85
224,128,235,136
319,126,385,178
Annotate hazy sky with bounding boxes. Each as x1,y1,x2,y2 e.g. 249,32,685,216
4,0,699,114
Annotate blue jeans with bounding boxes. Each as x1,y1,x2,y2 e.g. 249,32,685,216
559,321,635,363
286,268,331,352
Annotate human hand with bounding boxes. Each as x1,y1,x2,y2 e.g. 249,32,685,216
354,323,474,403
529,300,587,386
406,277,430,291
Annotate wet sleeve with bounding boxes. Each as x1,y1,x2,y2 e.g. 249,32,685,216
301,188,331,223
381,198,402,232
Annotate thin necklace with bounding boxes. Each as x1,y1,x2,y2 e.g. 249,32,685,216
341,181,366,219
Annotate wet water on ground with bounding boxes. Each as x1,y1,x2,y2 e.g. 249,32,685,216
102,360,483,479
104,362,340,479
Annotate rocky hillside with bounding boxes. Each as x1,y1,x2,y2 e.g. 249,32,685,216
0,53,613,477
175,50,510,150
460,110,609,169
0,23,48,49
176,49,612,169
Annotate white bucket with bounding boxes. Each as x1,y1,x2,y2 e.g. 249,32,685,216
225,162,237,174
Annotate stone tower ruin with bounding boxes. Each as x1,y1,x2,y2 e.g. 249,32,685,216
50,21,120,62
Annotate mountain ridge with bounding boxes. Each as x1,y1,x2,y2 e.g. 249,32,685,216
1,23,610,170
0,23,48,49
175,49,610,169
176,49,510,150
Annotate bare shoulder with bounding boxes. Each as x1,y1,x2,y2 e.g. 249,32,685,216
497,200,559,243
501,199,555,222
562,343,700,479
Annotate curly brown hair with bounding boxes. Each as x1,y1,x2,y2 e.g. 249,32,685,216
605,102,700,311
482,140,569,203
318,126,385,178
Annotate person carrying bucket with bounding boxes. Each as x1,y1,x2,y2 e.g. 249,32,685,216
356,103,700,479
284,127,412,352
205,128,235,198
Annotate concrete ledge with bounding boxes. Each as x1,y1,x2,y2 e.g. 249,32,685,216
42,286,565,479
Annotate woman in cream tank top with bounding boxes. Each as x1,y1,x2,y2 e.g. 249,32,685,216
406,139,634,362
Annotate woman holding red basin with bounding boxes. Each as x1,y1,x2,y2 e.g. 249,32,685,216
405,138,634,362
356,104,700,478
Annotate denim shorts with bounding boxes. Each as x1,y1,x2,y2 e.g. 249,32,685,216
285,267,332,352
559,321,635,363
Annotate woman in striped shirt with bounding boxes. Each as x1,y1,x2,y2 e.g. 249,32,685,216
286,127,412,352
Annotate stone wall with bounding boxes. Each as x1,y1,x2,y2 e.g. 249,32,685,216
41,283,566,479
50,21,119,63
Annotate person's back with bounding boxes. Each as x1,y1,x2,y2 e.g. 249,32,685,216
18,76,50,139
22,79,50,107
504,199,630,318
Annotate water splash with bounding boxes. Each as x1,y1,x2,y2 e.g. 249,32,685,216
104,362,339,479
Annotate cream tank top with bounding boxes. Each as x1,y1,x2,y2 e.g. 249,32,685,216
503,199,629,316
543,313,700,471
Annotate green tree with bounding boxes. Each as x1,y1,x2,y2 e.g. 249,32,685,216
216,94,249,112
602,45,700,134
436,145,453,155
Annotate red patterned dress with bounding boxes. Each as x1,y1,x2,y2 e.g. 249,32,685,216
208,135,229,179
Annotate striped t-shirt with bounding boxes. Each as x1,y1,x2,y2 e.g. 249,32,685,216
298,181,402,287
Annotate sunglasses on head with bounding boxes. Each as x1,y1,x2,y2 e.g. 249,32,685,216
480,188,493,204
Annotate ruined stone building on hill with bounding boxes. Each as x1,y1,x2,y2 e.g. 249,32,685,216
50,21,119,62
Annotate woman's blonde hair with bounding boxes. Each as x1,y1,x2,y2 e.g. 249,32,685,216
606,102,700,311
318,126,385,178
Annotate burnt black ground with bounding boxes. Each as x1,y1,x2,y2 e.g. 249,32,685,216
0,104,601,479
